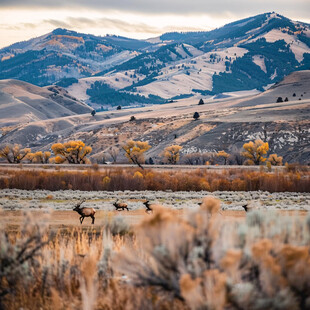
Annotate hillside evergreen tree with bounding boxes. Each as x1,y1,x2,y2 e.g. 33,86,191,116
117,105,122,110
91,110,96,116
284,97,289,102
276,97,283,103
193,112,200,120
198,99,204,105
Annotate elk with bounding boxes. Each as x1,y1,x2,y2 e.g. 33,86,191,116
241,204,249,212
113,201,129,211
241,201,261,212
73,198,96,224
143,200,153,214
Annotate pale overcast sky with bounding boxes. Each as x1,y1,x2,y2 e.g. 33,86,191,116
0,0,309,48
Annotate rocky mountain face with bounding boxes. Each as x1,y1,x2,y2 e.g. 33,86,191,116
0,12,309,109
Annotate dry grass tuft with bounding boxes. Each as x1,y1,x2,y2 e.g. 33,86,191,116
200,196,221,214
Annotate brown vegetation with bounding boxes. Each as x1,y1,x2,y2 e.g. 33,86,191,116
0,167,309,192
1,198,310,310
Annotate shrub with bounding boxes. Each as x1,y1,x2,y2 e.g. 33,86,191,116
0,167,309,192
114,200,310,310
268,153,283,166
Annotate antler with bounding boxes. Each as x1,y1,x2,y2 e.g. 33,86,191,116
75,198,86,208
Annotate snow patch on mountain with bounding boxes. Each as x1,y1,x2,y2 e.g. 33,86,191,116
96,50,141,71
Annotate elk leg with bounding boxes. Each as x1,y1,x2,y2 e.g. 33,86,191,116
126,207,129,211
80,216,84,224
91,216,95,224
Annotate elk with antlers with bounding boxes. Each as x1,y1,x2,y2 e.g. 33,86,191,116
113,201,129,211
73,198,96,224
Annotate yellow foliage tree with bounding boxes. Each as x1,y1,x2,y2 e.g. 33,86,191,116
163,145,182,164
242,139,269,165
0,144,31,163
27,151,51,164
217,150,229,165
268,154,283,166
51,141,92,164
122,140,151,169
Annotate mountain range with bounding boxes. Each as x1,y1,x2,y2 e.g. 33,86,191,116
0,12,309,109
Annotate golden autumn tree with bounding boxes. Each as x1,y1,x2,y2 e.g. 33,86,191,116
27,151,51,164
242,139,269,165
268,153,283,166
163,145,182,164
0,144,31,163
122,140,151,169
217,150,229,165
51,141,92,164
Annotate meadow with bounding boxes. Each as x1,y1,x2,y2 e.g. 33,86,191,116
1,165,309,309
1,197,310,310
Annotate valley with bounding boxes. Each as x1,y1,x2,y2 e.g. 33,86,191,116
0,70,309,164
0,8,310,310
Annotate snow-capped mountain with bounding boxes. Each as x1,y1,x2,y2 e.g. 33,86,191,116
0,12,309,108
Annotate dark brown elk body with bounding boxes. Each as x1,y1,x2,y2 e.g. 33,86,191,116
143,200,153,214
113,201,129,211
73,199,96,224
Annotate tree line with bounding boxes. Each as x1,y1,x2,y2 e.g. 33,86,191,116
0,139,284,168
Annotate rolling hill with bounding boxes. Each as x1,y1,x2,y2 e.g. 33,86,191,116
0,79,93,127
0,70,309,164
0,12,309,109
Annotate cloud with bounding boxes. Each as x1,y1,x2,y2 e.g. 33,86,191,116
41,16,203,35
0,22,37,30
66,17,161,34
0,0,309,20
43,19,71,29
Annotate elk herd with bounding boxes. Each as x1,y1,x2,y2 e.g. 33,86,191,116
73,198,254,224
73,198,155,224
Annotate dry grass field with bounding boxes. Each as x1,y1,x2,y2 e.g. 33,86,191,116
1,197,310,310
0,165,309,310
